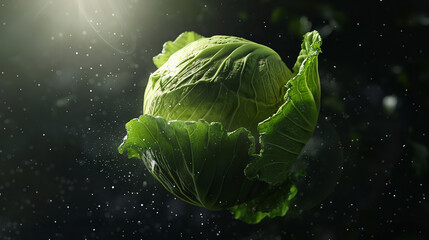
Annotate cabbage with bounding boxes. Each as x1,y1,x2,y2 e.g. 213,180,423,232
118,30,322,223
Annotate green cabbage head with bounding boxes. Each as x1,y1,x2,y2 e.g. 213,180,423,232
119,30,322,224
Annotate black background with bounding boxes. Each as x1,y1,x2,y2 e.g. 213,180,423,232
1,0,428,239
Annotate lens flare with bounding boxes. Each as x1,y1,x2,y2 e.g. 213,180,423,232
77,0,137,54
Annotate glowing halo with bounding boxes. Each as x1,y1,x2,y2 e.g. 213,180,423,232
77,0,137,54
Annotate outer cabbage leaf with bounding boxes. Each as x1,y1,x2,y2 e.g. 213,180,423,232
153,31,204,68
118,115,266,210
244,30,322,185
229,183,298,224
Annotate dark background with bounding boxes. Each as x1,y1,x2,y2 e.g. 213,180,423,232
1,0,428,239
